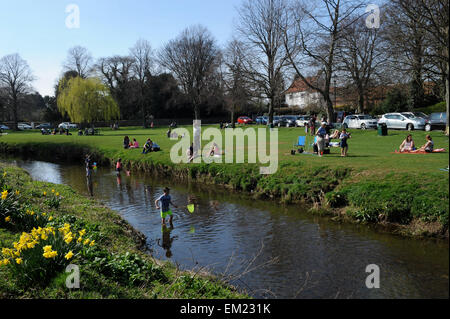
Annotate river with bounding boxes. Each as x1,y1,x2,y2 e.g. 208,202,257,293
4,159,449,299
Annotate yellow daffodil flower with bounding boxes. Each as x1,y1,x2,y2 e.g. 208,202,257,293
65,251,74,260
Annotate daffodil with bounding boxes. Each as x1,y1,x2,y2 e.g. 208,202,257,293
4,216,11,222
43,191,47,196
52,189,55,193
15,258,23,265
65,251,74,260
56,192,60,196
83,239,90,246
89,240,95,247
1,190,8,200
15,190,20,196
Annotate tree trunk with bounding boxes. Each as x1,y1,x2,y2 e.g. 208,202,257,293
230,104,235,129
268,97,274,127
357,86,365,114
446,61,449,135
12,98,18,131
194,104,200,120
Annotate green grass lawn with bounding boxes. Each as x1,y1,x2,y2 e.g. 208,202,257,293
1,125,448,235
1,125,448,173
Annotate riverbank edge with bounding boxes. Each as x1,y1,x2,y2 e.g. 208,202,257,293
0,163,248,299
0,141,448,239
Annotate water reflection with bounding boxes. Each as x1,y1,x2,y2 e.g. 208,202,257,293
6,159,449,299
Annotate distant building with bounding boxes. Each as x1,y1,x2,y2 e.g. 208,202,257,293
284,76,324,109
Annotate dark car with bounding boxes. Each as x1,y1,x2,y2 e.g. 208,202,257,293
283,116,299,127
255,116,268,125
36,123,52,129
272,116,288,127
425,112,447,132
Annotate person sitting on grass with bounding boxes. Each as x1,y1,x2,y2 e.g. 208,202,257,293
123,136,130,149
152,142,160,152
399,134,415,152
129,138,139,149
339,129,351,157
330,129,341,140
142,139,153,154
418,135,434,153
155,187,178,226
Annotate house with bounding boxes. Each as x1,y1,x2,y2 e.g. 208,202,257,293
285,76,324,109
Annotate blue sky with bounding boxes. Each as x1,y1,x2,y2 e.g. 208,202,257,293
0,0,242,96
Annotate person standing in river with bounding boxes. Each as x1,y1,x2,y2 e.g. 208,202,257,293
155,187,178,226
85,155,94,196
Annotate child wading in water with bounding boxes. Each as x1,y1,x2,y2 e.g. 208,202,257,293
155,187,178,225
115,158,123,174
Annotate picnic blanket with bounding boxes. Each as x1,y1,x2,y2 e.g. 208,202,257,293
393,148,446,154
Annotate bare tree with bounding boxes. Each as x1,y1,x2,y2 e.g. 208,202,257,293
97,55,137,120
336,15,386,113
406,0,448,133
158,25,220,120
384,0,429,109
283,0,365,122
0,53,34,130
236,0,289,125
130,39,154,127
222,40,253,128
63,46,93,78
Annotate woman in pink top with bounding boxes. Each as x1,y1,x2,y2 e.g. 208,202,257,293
130,138,139,149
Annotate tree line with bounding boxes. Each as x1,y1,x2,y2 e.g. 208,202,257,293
1,0,448,132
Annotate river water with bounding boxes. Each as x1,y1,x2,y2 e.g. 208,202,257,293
4,159,449,299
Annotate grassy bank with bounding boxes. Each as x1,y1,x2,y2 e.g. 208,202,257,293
0,163,247,298
0,126,448,237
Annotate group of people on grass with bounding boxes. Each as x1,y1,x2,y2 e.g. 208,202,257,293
123,136,160,154
399,134,434,153
313,122,351,157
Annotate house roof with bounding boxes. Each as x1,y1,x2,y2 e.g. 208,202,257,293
285,76,320,94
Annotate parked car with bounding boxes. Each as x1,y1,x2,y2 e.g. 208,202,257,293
0,124,10,130
18,123,33,130
378,113,426,131
402,112,429,121
283,115,299,127
342,114,378,130
425,112,447,132
58,122,78,130
272,116,288,127
255,116,268,125
237,116,253,125
36,123,52,129
295,115,311,127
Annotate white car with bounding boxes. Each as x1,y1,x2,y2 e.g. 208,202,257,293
295,115,311,127
18,123,33,130
378,113,426,131
58,122,78,130
342,115,378,130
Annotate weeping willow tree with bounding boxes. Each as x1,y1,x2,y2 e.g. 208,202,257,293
57,76,120,126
